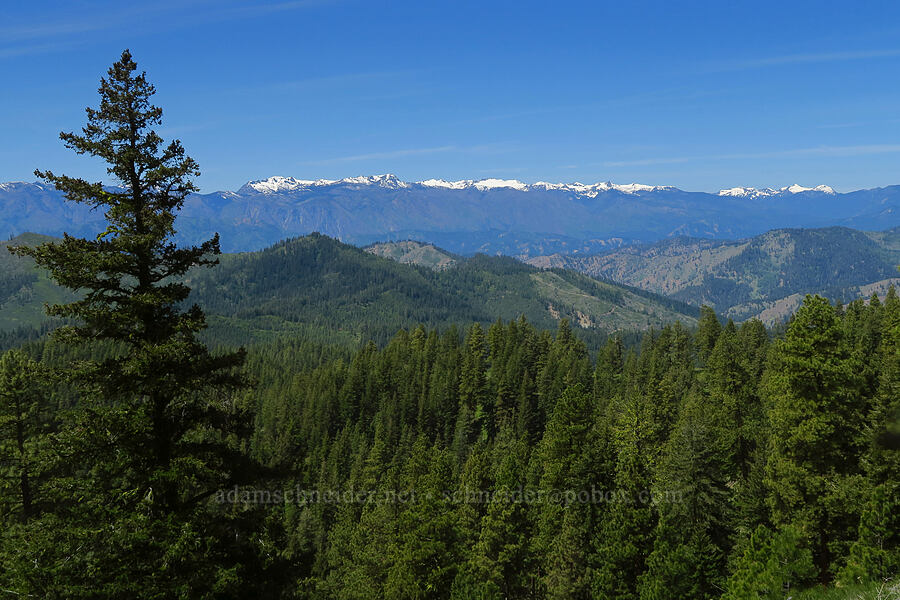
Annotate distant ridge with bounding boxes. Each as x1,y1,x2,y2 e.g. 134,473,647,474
239,173,832,197
2,175,899,255
527,226,900,324
0,233,698,347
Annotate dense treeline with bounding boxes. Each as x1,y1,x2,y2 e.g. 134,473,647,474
5,292,898,597
187,233,696,350
1,50,897,599
227,293,895,598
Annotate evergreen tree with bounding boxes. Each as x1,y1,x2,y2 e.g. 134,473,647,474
386,439,459,599
723,525,816,600
594,334,624,409
840,285,900,584
764,295,865,583
706,322,760,481
0,350,50,523
455,322,491,457
460,438,533,598
5,50,266,597
728,318,772,553
695,305,723,365
592,358,657,600
534,384,600,599
638,389,731,600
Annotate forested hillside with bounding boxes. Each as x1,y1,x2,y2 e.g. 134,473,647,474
0,233,75,332
2,49,897,600
7,291,899,598
188,234,697,347
0,232,698,348
529,226,900,323
234,294,897,598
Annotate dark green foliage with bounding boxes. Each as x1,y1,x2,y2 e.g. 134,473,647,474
2,279,897,597
533,384,607,599
840,285,900,585
0,350,50,522
183,233,699,351
638,389,731,600
696,305,723,364
1,50,270,598
1,53,897,597
723,525,816,599
591,355,659,600
764,295,867,582
1,231,699,350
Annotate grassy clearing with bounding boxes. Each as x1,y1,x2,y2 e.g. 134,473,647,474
794,579,899,600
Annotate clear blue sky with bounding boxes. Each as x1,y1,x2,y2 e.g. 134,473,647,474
3,0,900,193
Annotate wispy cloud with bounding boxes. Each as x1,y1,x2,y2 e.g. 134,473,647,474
239,70,419,94
454,87,727,127
303,146,459,165
604,157,690,167
603,144,900,168
223,0,339,17
706,48,900,72
770,144,900,157
816,118,900,130
0,1,207,43
0,0,339,59
816,121,869,130
0,42,76,59
303,142,518,165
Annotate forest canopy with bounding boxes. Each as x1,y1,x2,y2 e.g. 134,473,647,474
0,51,897,600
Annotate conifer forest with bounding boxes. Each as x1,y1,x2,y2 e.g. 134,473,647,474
0,50,898,600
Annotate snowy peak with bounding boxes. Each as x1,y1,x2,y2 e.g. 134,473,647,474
785,183,835,194
243,176,334,193
418,179,673,195
418,179,473,189
0,181,50,192
238,175,677,195
472,178,528,191
718,184,835,198
340,174,409,188
606,182,675,194
531,181,675,195
419,178,528,191
241,175,835,198
243,174,409,193
718,187,779,198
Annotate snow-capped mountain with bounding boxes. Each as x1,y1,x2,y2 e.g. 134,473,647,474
1,174,897,255
246,174,677,195
242,173,411,193
227,173,841,199
718,184,836,198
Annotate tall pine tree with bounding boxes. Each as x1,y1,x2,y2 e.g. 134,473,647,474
6,50,269,598
764,295,865,583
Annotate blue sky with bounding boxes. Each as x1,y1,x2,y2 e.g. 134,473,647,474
3,0,900,193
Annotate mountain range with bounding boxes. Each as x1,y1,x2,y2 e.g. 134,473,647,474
3,175,899,255
0,233,697,349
